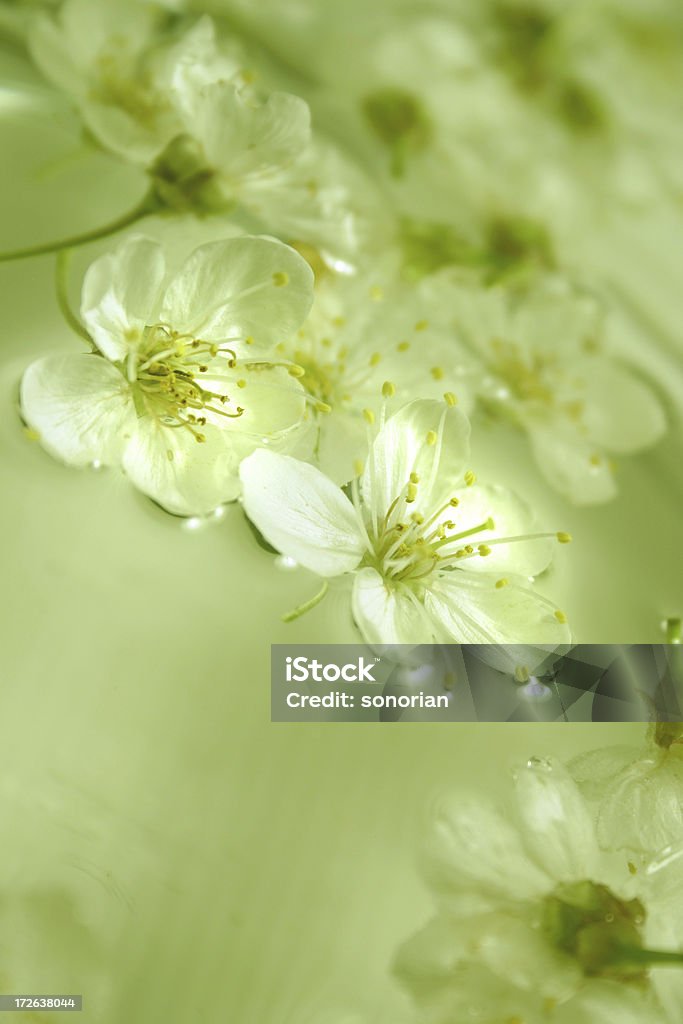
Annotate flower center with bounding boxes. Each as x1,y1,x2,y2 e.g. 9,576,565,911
130,324,244,442
489,338,558,405
92,40,167,130
351,395,570,600
542,879,649,982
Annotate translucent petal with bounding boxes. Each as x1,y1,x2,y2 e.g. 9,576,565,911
160,237,314,347
239,449,364,576
20,354,135,467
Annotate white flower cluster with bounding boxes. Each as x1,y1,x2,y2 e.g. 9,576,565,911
9,0,678,646
393,718,683,1023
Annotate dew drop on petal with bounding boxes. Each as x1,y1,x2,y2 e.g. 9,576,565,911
526,755,553,772
90,459,103,471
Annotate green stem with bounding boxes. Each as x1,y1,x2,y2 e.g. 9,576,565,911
615,946,683,968
0,189,161,264
282,581,329,623
55,250,92,345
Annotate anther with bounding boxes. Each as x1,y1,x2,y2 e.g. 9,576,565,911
272,272,289,287
397,341,410,352
410,512,424,524
556,532,572,544
554,610,568,624
444,392,457,406
464,470,476,486
288,364,306,377
369,352,382,367
431,367,444,380
426,430,437,445
354,459,364,476
406,483,418,503
449,497,459,507
237,379,247,388
315,401,332,413
409,472,420,484
363,409,375,425
495,578,509,588
382,380,396,398
414,320,429,331
478,544,491,556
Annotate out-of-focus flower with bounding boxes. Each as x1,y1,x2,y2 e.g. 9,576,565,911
394,757,683,1023
278,268,473,483
20,234,313,515
439,276,665,503
28,0,191,163
240,398,571,644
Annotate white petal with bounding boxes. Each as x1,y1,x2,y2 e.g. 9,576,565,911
188,82,311,179
239,449,363,576
121,417,241,516
578,358,666,454
351,568,436,646
528,422,618,505
513,759,600,882
160,237,313,346
568,745,640,802
424,572,571,645
81,236,167,362
596,757,683,854
554,983,664,1024
20,354,135,466
424,793,552,902
212,365,305,440
361,400,470,521
444,483,554,577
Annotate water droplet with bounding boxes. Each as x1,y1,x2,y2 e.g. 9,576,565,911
275,554,298,571
527,755,553,772
212,505,226,520
183,516,203,532
90,459,103,471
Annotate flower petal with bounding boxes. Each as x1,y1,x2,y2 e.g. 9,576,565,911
81,236,167,362
578,358,666,454
528,421,618,505
239,449,363,576
160,236,314,347
554,982,663,1024
596,757,683,854
187,81,311,179
361,400,470,520
121,417,241,516
424,793,552,903
20,353,135,466
424,572,571,645
444,483,555,577
513,758,600,882
351,568,436,645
